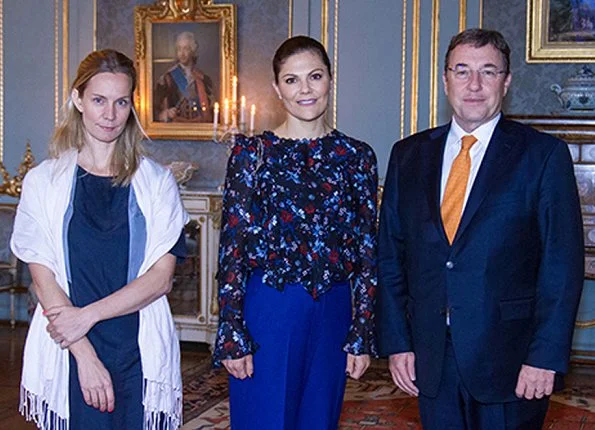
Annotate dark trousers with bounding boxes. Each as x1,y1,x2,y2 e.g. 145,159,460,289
418,335,549,430
229,272,352,430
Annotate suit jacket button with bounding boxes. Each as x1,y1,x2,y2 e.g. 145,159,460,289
445,261,454,269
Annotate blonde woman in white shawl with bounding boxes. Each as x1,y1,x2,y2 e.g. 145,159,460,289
10,49,188,430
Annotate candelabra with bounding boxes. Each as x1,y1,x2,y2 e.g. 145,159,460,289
212,75,256,144
0,142,35,198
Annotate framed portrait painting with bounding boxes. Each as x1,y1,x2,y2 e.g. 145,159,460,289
527,0,595,62
134,0,237,139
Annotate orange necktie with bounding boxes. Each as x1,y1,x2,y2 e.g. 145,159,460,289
441,135,477,244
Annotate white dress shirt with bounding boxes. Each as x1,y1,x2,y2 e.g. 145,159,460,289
440,113,501,209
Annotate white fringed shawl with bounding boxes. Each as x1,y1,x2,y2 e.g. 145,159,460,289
10,150,188,429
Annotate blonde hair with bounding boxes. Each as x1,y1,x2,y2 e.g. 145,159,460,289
49,49,145,185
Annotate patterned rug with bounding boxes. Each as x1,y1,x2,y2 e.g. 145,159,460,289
181,360,595,429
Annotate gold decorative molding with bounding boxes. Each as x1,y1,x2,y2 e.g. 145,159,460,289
0,142,35,198
93,0,97,50
0,0,4,163
210,272,218,316
410,0,420,135
399,0,407,140
321,0,329,49
288,0,293,37
576,319,595,329
134,0,237,140
54,0,59,125
331,0,338,129
210,195,223,211
429,0,440,128
211,213,222,230
376,184,384,225
210,196,223,229
135,0,236,63
192,219,202,316
458,0,466,32
53,0,69,123
62,0,69,104
526,0,595,62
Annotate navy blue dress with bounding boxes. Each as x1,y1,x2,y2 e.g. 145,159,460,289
67,166,184,429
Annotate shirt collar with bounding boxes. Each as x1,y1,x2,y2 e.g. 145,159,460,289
449,113,501,147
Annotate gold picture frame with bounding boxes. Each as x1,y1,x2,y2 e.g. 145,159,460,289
527,0,595,63
134,0,237,140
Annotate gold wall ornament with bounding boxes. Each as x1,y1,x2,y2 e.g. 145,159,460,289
575,318,595,329
0,142,35,197
377,184,384,208
210,272,218,316
134,0,237,140
331,0,338,129
527,0,595,63
210,196,223,230
376,184,384,226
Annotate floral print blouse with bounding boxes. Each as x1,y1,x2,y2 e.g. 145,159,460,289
213,129,378,364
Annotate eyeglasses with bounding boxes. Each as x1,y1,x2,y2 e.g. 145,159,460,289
447,66,507,82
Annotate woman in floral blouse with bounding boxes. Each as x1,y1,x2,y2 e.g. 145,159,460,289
213,35,378,429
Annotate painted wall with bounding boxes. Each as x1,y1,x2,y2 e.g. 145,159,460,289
333,1,403,181
3,1,57,196
0,1,60,321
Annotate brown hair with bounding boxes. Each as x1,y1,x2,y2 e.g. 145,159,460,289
272,36,332,83
444,28,511,74
49,49,144,185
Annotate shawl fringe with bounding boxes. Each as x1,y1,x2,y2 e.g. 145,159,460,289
20,385,68,430
143,378,182,430
20,381,182,430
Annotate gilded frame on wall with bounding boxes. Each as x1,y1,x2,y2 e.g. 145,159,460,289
527,0,595,62
134,0,237,140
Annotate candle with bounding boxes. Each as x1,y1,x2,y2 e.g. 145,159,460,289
250,104,256,135
213,102,219,137
223,98,229,126
240,96,246,127
232,76,238,105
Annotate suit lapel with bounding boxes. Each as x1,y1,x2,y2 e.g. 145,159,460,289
421,125,449,242
452,118,516,244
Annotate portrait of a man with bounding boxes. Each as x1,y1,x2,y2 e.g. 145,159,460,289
153,31,215,123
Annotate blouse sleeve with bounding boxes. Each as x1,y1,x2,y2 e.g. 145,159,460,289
342,145,379,356
212,136,260,365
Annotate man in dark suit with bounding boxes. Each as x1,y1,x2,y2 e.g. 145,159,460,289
376,28,584,429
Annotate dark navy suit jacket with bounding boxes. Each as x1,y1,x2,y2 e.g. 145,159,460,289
376,117,584,403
